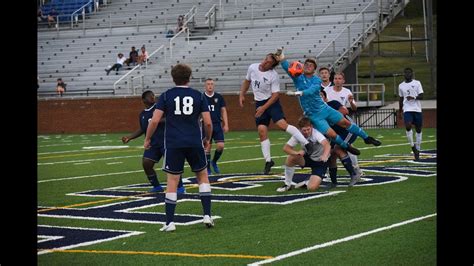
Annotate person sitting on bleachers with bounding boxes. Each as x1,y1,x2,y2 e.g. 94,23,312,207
48,8,58,28
56,78,66,97
105,53,126,75
38,8,47,23
125,46,139,67
137,46,149,65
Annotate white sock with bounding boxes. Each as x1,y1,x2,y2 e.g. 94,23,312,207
286,125,308,145
406,129,414,147
348,152,359,168
416,132,422,151
261,139,271,162
284,165,295,186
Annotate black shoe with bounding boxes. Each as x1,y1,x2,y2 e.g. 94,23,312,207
412,146,420,161
364,136,381,146
346,144,361,156
304,142,314,154
264,160,275,175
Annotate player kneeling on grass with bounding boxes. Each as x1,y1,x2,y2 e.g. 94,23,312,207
277,117,331,192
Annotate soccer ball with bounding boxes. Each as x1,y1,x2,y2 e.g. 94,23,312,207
288,61,303,77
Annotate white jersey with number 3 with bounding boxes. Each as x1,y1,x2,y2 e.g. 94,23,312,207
246,63,280,101
398,80,423,113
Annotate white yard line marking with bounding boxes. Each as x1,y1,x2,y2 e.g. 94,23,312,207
248,213,437,265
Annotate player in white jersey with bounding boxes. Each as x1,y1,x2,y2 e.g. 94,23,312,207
239,52,313,175
323,72,361,175
276,116,331,192
323,72,357,111
319,67,334,90
398,67,424,161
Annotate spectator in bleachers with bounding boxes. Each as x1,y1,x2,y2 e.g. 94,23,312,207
48,8,58,28
176,15,184,33
37,8,47,23
56,78,66,97
137,46,149,65
105,53,126,75
125,46,139,67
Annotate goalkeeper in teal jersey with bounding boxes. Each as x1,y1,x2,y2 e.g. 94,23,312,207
274,48,381,154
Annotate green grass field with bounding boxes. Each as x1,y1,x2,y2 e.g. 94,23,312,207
38,128,437,265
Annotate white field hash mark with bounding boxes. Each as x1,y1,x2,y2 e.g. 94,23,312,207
248,213,436,265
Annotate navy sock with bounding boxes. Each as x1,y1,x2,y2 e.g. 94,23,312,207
347,123,368,139
206,152,211,168
147,175,160,187
329,167,338,184
200,193,212,216
213,149,223,162
341,155,356,176
165,198,176,225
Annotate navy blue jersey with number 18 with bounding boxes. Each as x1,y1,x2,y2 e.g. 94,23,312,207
156,86,210,148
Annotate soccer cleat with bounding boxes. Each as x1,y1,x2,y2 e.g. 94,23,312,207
348,172,361,187
203,215,214,228
295,181,307,189
211,161,220,174
345,144,361,156
160,222,176,232
177,186,186,194
264,160,275,175
149,185,164,193
354,166,364,178
276,184,293,192
412,146,420,161
304,142,314,155
364,136,381,146
326,182,338,189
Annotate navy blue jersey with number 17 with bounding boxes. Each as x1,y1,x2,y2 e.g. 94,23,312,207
156,86,210,148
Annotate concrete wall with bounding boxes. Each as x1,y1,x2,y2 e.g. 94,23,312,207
38,95,436,134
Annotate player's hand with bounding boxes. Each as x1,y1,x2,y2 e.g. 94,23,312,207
348,95,354,103
121,136,129,144
406,96,415,100
320,154,329,162
255,106,265,118
203,139,211,150
144,139,151,150
296,150,305,156
239,94,245,107
273,47,285,62
223,125,229,133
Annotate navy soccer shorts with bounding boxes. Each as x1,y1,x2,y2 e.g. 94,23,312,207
302,154,328,177
143,145,164,162
255,99,286,127
211,122,225,143
403,111,423,127
163,147,207,174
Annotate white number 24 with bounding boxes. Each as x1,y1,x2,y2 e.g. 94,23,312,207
174,96,194,115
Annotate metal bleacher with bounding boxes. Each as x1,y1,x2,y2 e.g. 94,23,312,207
37,0,403,98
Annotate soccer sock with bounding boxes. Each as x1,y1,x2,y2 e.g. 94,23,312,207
415,132,422,151
284,165,295,186
165,193,177,225
199,183,212,216
347,123,369,139
286,125,309,145
348,152,359,168
178,176,184,188
206,151,211,168
332,135,348,149
406,129,414,147
213,149,223,162
329,167,338,184
147,175,160,187
341,155,356,176
261,139,272,162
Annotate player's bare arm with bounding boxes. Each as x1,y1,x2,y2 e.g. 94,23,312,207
239,79,251,107
201,111,213,149
122,128,143,143
283,144,304,156
221,107,229,133
144,109,163,149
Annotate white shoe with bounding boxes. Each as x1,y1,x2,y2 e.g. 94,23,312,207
203,215,214,228
276,184,292,192
160,222,176,232
348,173,361,187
